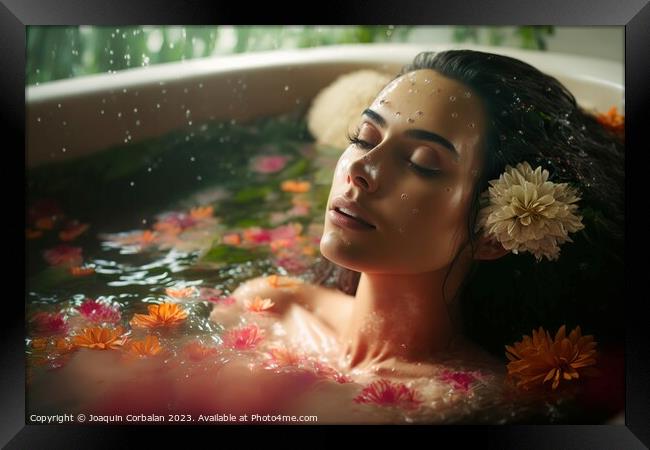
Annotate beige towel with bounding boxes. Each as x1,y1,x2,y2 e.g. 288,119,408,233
307,70,393,150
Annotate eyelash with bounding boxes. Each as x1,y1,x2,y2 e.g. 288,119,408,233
346,129,442,178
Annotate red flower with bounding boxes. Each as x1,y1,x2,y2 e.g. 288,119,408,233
43,245,83,267
59,221,90,241
221,324,265,350
438,369,482,393
312,361,352,384
79,299,122,324
30,312,68,336
354,379,422,409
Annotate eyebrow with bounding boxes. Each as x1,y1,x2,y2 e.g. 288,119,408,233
362,108,459,161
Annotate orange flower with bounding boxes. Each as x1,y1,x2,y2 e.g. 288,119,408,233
189,205,214,220
54,337,75,353
72,326,128,350
281,180,311,193
129,303,189,329
165,286,198,299
35,217,55,230
30,337,48,350
265,346,305,367
270,238,293,251
154,222,181,235
596,106,624,136
244,296,275,312
26,229,43,239
266,274,302,289
222,233,241,246
140,230,156,243
505,325,598,391
182,340,219,361
126,335,163,357
59,222,89,241
70,266,95,276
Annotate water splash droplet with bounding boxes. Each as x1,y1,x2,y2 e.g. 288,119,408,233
283,85,289,91
464,91,472,98
468,122,476,129
395,112,401,117
407,117,415,123
400,193,408,200
449,95,456,102
451,112,458,119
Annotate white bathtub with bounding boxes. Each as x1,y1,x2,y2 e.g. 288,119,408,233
26,43,624,168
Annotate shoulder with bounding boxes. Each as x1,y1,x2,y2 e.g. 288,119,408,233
226,275,354,320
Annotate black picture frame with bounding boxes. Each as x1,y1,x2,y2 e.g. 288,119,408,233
4,0,648,447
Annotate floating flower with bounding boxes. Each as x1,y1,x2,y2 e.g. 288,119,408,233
54,337,75,353
439,369,483,393
59,221,90,241
182,340,219,361
165,286,199,299
264,346,306,368
242,227,273,244
72,326,128,350
221,324,265,350
476,162,584,261
129,303,189,329
222,233,241,246
270,238,294,252
30,312,68,336
198,287,223,302
70,266,95,276
125,335,163,357
251,155,289,174
244,296,275,312
30,337,48,350
281,180,311,193
79,299,121,324
312,361,352,384
595,106,624,137
26,229,43,239
266,274,302,289
505,325,598,391
189,205,214,220
43,245,83,267
353,379,421,409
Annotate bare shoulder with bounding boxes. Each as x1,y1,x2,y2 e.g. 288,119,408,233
213,275,354,321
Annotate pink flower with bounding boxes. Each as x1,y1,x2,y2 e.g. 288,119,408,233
221,324,265,350
353,379,422,409
243,227,273,244
251,155,289,174
30,312,68,335
155,212,196,231
79,299,122,324
43,245,83,267
439,369,483,393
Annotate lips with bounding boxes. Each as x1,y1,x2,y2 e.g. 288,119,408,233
329,197,376,228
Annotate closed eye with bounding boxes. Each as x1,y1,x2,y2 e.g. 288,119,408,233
407,161,442,177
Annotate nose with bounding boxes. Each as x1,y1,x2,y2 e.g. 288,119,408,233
347,154,379,193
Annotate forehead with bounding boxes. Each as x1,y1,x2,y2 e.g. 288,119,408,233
368,69,486,164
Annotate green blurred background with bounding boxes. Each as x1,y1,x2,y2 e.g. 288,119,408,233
26,26,623,86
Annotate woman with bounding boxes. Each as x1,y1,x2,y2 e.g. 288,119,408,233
209,50,624,422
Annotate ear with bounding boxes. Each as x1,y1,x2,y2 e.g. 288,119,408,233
473,233,510,261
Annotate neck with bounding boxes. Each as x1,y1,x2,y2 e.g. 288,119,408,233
340,268,465,370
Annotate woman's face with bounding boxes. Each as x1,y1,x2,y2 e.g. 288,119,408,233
320,69,488,274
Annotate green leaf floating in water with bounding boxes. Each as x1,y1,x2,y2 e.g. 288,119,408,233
200,243,265,265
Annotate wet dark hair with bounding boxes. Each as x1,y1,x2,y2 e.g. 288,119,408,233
309,50,624,358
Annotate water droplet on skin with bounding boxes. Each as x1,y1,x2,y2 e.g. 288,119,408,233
379,99,389,105
449,96,456,102
468,122,476,129
100,110,104,115
464,91,472,98
407,118,415,123
61,147,66,153
424,79,431,84
36,117,41,122
284,85,289,91
395,112,401,117
156,104,160,109
408,89,413,93
117,112,122,118
400,193,408,200
133,108,138,113
451,112,458,119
